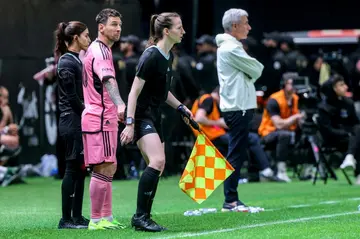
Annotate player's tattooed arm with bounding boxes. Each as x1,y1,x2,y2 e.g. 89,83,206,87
104,78,125,106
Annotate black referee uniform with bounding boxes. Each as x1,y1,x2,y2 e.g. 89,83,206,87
130,46,173,232
133,46,173,142
57,51,88,229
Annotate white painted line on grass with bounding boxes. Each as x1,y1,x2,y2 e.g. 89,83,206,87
154,211,360,239
287,204,311,208
318,200,339,205
348,197,360,201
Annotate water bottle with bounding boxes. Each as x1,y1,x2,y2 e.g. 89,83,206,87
238,178,248,184
183,210,202,216
358,205,360,211
199,208,217,214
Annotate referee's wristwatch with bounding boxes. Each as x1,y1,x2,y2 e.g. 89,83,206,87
126,117,135,126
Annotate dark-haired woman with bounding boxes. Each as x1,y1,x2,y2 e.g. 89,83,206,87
54,21,91,229
120,12,192,232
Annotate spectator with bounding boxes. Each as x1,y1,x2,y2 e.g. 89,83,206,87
120,35,141,99
349,37,360,118
195,34,218,94
258,73,304,182
0,88,21,163
0,86,14,127
318,74,360,184
191,87,276,181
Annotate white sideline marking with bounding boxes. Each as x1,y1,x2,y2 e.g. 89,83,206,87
288,204,311,208
319,200,339,205
154,211,360,239
348,197,360,201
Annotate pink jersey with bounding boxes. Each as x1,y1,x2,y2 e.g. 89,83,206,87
81,39,118,132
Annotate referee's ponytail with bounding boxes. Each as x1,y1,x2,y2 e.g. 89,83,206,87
147,12,180,48
54,21,87,58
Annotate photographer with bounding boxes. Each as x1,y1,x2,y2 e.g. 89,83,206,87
258,73,304,182
318,75,360,184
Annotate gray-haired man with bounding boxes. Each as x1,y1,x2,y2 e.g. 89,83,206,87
215,8,264,211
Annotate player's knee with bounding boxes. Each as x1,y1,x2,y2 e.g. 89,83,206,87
93,163,116,177
109,164,117,176
149,156,165,171
278,131,292,141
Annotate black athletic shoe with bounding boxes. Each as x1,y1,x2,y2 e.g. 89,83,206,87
131,214,166,232
58,218,83,229
146,214,167,231
72,216,89,229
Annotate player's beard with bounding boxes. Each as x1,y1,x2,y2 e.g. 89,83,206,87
112,33,121,42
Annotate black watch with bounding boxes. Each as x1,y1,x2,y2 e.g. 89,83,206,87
126,117,135,125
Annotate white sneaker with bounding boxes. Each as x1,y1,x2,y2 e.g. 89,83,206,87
276,162,292,182
260,168,274,177
277,172,292,182
356,175,360,185
340,154,356,169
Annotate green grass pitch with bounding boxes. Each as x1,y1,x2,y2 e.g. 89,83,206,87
1,172,359,239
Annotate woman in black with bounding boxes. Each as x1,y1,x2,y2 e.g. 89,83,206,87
120,12,192,232
54,21,90,229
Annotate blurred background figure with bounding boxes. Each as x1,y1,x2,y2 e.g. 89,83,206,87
195,34,218,94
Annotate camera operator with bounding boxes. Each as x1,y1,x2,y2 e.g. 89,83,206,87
258,73,304,182
318,74,360,184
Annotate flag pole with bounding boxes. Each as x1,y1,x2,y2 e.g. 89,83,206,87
177,106,202,133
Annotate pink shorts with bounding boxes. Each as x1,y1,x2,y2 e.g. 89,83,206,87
82,131,118,166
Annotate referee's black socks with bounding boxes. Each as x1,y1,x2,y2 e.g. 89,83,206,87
72,168,85,220
61,161,85,221
136,166,161,216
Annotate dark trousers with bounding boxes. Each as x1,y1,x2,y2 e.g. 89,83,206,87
325,125,360,176
222,110,253,203
248,132,270,170
212,134,229,157
348,125,360,158
263,130,294,162
212,132,269,171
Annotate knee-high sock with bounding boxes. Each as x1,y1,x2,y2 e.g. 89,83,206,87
72,164,86,219
136,167,160,215
89,172,109,220
102,176,113,219
147,176,160,215
61,161,76,220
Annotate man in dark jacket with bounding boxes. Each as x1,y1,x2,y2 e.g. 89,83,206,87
195,35,218,94
318,74,360,184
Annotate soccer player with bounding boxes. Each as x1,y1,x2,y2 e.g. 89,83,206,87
55,21,91,229
120,12,192,232
82,9,126,230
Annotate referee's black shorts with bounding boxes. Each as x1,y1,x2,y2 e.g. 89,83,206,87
134,108,164,143
58,112,83,161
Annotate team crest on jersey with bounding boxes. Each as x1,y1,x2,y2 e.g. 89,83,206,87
58,69,73,79
117,60,126,70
